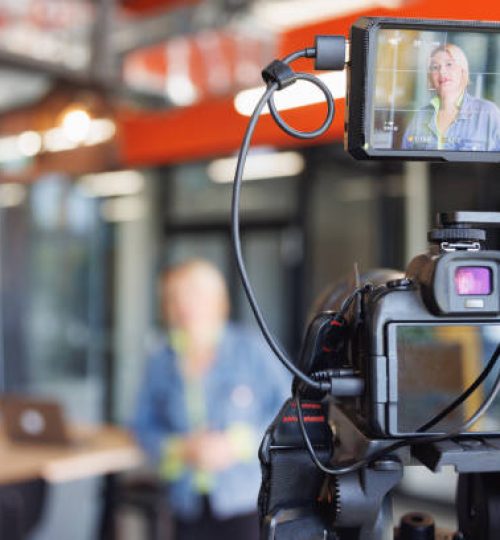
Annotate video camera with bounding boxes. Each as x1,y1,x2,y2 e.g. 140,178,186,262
230,15,500,540
258,212,500,539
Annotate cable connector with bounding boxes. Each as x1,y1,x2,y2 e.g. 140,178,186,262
314,35,346,71
262,59,297,89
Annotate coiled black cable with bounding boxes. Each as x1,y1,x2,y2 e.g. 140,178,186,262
231,45,500,476
231,48,335,392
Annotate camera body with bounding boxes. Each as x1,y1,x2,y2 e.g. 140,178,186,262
295,212,500,440
259,213,500,540
351,247,500,439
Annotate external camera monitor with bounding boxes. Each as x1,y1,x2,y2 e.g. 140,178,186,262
346,18,500,162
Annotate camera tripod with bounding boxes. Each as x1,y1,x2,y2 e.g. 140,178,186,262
260,399,500,540
325,404,500,540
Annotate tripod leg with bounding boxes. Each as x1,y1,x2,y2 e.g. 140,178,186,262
332,459,403,540
456,472,500,540
359,494,394,540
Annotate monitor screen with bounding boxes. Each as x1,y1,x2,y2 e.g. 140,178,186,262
370,28,500,153
396,324,500,434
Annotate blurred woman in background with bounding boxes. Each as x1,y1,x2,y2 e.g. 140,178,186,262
132,259,289,540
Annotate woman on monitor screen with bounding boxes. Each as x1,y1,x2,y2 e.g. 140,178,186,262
401,43,500,151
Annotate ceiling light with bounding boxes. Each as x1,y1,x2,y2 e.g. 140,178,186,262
207,151,304,183
44,127,78,152
0,136,22,162
79,170,145,198
234,70,346,116
83,119,116,146
44,118,116,153
61,109,92,143
164,39,199,106
165,75,199,106
17,131,42,157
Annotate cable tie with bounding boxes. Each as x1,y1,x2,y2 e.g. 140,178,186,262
261,60,297,90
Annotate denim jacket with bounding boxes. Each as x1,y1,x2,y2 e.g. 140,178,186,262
131,323,290,520
402,92,500,151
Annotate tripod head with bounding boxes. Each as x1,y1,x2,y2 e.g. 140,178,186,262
260,399,500,539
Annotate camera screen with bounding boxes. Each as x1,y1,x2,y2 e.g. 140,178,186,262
371,28,500,153
455,266,492,295
396,324,500,434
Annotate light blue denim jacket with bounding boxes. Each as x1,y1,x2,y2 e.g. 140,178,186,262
131,323,290,520
402,92,500,151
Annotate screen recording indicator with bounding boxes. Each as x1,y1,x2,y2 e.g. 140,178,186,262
372,28,500,153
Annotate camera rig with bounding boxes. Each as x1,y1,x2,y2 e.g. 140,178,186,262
229,17,500,540
258,213,500,540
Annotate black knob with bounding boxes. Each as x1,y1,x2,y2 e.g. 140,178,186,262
399,512,435,540
387,278,413,290
428,227,486,244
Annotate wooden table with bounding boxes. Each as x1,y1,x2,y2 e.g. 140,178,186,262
0,424,146,540
0,424,145,485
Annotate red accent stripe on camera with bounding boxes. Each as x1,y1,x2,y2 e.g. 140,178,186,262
282,416,325,423
290,402,321,410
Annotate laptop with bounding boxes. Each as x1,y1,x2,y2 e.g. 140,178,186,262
2,395,80,446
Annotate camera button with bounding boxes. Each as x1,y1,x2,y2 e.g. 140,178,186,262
464,298,485,309
386,278,413,290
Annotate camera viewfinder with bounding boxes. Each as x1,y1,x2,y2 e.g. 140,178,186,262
454,266,492,296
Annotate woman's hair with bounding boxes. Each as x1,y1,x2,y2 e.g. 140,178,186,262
429,43,470,90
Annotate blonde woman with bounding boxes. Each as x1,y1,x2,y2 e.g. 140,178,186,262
402,43,500,151
132,259,289,540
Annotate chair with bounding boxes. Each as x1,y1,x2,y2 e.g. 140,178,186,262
0,479,47,540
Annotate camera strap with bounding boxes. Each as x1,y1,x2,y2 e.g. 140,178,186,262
258,397,337,539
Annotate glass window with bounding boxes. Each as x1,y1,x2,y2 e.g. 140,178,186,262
0,174,108,423
167,162,299,221
307,148,406,304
